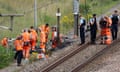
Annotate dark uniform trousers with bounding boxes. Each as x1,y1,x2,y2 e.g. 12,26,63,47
80,26,85,44
90,27,97,43
111,24,118,40
14,50,23,65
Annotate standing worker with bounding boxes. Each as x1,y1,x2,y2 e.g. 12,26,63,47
79,15,86,45
41,23,50,43
39,26,46,53
44,23,50,43
89,14,98,44
110,10,120,40
14,36,23,66
99,16,112,44
21,29,30,62
29,26,38,51
39,23,50,52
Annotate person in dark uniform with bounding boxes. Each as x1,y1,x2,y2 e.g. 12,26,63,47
110,10,120,40
89,14,98,44
79,15,86,45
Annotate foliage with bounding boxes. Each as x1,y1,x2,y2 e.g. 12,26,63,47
79,4,91,15
0,46,14,69
60,14,74,34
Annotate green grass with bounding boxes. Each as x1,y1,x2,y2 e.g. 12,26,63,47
0,46,14,69
81,0,120,16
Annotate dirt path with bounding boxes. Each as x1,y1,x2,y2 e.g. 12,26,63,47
0,3,120,72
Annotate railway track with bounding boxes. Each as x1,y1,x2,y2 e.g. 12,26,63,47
39,32,120,72
39,35,101,72
70,39,120,72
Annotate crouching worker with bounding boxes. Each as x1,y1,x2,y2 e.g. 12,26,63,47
1,37,8,48
99,16,112,44
14,36,23,66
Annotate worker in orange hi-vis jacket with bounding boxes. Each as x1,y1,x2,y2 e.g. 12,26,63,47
99,16,112,45
39,26,46,53
1,37,8,48
14,36,23,66
29,26,38,51
41,23,50,43
21,29,30,62
51,27,57,50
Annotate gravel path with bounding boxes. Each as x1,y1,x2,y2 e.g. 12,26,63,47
79,40,120,72
50,27,120,72
50,40,106,72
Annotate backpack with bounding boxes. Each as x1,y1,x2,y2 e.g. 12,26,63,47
111,15,119,24
100,20,107,28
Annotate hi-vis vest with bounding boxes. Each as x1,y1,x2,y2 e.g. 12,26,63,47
30,29,37,40
14,39,23,51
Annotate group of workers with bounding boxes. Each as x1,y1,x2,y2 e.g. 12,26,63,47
79,10,120,45
1,23,61,66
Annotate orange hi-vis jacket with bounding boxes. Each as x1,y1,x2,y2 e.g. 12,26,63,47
39,26,46,49
14,39,23,51
1,37,8,47
30,29,37,41
101,17,112,36
41,25,50,42
41,25,50,34
22,31,30,42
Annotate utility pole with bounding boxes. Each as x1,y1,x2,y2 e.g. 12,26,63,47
73,0,79,38
34,0,37,29
56,8,61,44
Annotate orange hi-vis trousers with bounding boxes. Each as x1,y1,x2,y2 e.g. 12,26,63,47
30,40,36,50
23,45,30,59
101,28,111,44
40,42,46,53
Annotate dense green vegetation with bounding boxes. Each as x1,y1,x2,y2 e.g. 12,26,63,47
0,46,14,69
0,0,120,69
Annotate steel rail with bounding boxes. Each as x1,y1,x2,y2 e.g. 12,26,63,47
70,39,120,72
39,35,101,72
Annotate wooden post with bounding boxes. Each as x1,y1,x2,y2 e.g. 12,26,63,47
56,8,61,44
10,16,13,31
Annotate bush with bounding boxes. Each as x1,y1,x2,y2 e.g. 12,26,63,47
60,14,74,34
79,4,91,15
